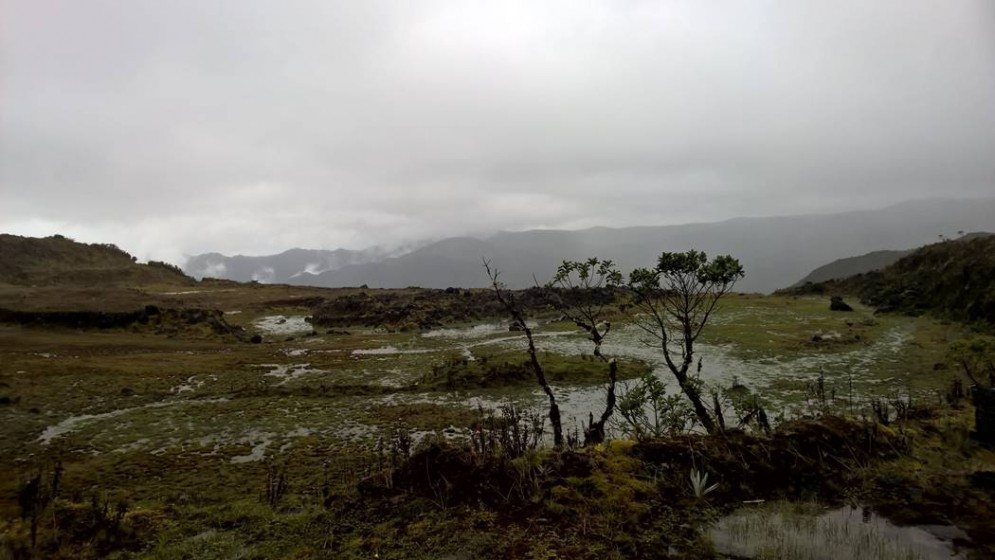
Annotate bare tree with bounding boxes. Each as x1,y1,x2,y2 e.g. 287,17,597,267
628,251,744,434
484,259,564,447
547,258,622,445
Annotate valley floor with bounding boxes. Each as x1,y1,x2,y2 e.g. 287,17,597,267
0,285,991,558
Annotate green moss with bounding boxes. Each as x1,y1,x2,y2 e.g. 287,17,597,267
421,351,651,390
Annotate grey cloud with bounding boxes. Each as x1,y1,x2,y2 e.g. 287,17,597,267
2,1,994,264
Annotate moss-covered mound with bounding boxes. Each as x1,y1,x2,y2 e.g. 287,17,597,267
421,353,651,390
353,415,951,558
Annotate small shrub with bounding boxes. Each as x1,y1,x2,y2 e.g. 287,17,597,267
616,372,696,439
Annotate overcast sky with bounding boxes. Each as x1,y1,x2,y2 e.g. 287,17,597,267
2,1,994,263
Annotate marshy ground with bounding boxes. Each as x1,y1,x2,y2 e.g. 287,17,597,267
0,285,991,558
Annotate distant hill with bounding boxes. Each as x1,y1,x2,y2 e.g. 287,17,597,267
0,234,193,287
183,246,416,284
790,249,913,287
792,231,995,289
785,233,995,325
276,198,995,293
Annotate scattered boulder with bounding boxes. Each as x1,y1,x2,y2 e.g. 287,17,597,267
830,296,853,311
250,334,263,344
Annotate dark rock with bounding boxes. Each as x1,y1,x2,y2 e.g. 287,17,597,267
120,387,135,396
830,296,854,311
971,470,995,490
971,386,995,446
250,334,263,344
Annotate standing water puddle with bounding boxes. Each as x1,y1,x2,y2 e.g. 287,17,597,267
411,322,915,437
38,397,230,444
253,315,314,336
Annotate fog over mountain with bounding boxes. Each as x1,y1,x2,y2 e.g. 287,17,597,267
184,245,421,284
185,198,995,293
3,2,995,263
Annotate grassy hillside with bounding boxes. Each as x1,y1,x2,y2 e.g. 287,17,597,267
0,234,193,287
785,234,995,325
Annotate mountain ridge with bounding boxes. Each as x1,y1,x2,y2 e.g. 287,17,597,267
183,197,995,293
184,245,417,283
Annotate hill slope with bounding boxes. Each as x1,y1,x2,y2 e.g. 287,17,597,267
296,198,995,293
0,234,193,287
786,234,995,325
790,249,913,287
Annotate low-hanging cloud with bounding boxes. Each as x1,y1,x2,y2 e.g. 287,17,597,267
2,1,994,263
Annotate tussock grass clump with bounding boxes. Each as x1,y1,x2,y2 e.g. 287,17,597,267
352,415,915,558
710,501,965,560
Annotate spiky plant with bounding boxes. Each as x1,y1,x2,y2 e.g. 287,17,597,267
689,468,718,498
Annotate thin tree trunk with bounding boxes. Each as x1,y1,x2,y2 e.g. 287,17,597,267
676,373,717,434
522,320,564,446
584,359,618,445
